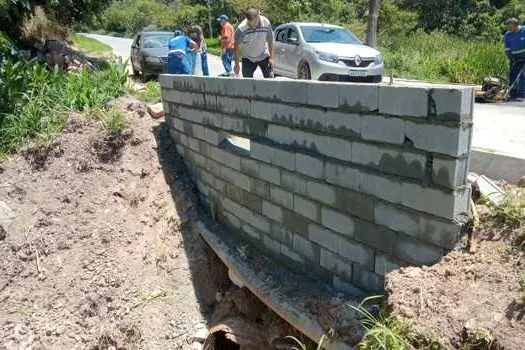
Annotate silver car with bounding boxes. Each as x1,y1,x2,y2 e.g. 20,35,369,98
273,22,384,82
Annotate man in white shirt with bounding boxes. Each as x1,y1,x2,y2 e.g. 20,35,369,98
233,8,274,78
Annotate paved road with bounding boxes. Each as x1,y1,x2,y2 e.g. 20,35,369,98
84,33,525,161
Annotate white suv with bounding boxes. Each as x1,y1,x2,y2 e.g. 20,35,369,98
273,22,384,82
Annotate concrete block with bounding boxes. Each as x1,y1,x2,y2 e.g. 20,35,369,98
203,128,221,145
270,222,293,245
242,190,263,214
374,202,419,237
242,223,262,240
296,153,324,179
192,124,205,140
351,142,426,180
320,249,353,281
251,100,275,121
232,78,256,98
192,152,207,168
250,178,270,200
308,82,339,108
324,161,360,191
283,210,310,235
354,219,397,254
281,244,304,263
339,84,379,112
288,106,324,129
263,234,281,254
334,189,375,221
176,144,185,156
162,89,181,103
259,163,281,185
353,264,383,293
270,186,294,209
293,234,320,261
333,276,365,295
217,96,251,116
159,75,174,89
210,147,241,171
360,172,402,204
405,121,472,157
179,106,204,124
173,118,185,132
308,224,339,252
395,235,443,265
197,180,209,197
401,182,470,220
221,115,248,133
323,111,361,137
281,171,308,195
224,211,242,229
253,79,279,100
379,85,428,118
271,147,296,171
267,124,297,145
311,134,352,162
250,142,272,163
294,195,319,222
361,115,405,145
432,157,468,189
375,254,402,276
419,216,461,249
307,181,336,206
204,93,218,110
338,237,375,268
278,80,308,104
221,167,252,191
240,158,259,178
262,200,284,223
321,207,355,237
430,87,474,122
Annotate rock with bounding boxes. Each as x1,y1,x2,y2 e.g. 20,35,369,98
147,103,165,119
0,201,15,224
518,176,525,188
0,225,6,240
193,322,208,343
191,341,203,350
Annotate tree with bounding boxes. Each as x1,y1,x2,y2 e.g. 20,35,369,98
366,0,381,47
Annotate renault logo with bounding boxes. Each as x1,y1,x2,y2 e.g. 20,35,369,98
354,55,362,66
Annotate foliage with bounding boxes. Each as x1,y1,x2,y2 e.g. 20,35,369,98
133,80,161,104
90,106,128,136
0,58,128,155
73,34,113,57
285,334,328,350
206,37,221,56
381,31,508,83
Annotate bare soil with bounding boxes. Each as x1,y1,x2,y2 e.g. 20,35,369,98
0,97,230,350
386,206,525,349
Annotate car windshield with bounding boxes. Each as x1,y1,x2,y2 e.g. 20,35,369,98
142,34,172,48
300,26,360,44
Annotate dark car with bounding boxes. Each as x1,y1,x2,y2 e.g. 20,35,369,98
130,31,174,77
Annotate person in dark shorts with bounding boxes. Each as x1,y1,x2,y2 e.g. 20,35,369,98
233,8,274,78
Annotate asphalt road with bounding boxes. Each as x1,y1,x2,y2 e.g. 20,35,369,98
83,33,525,160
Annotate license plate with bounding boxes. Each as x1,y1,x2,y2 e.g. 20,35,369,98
349,70,367,77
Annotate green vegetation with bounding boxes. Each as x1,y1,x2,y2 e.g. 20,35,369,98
206,37,221,57
89,0,524,84
0,49,128,157
89,106,129,136
133,80,161,104
72,34,113,57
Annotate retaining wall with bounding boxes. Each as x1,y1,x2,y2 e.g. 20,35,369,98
160,75,474,293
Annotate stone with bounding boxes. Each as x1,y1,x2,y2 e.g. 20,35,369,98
147,103,165,119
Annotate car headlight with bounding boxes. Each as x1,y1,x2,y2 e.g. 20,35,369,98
374,54,383,64
316,51,339,63
144,56,163,63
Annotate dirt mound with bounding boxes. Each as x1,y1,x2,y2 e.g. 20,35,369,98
0,97,229,349
386,206,525,349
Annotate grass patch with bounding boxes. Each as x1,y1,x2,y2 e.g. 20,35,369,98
72,34,113,57
0,57,128,155
134,81,161,104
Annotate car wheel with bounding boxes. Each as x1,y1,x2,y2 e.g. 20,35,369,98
298,62,311,80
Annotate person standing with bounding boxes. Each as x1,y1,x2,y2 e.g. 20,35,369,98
166,29,197,75
233,8,274,78
191,23,209,76
504,18,525,101
218,14,234,76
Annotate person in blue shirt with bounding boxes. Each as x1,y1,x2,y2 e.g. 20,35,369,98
504,18,525,100
167,29,197,75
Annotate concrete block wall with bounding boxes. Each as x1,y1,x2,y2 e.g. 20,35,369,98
160,75,473,293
